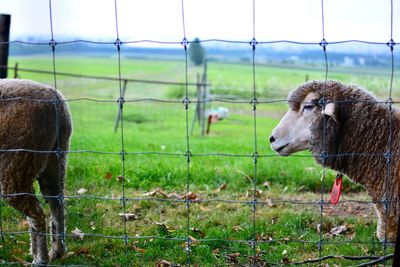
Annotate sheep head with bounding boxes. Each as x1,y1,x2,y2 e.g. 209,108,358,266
270,80,343,158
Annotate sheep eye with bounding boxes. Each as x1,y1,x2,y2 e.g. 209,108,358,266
303,104,314,111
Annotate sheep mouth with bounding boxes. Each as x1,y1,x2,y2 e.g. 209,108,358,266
276,143,289,153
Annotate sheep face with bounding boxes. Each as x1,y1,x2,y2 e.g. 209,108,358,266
270,92,335,156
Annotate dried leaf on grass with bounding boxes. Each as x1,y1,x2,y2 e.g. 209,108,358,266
227,252,240,264
119,213,139,221
155,222,176,233
143,190,199,201
142,188,168,198
77,188,87,195
74,247,90,255
156,260,172,267
330,225,347,236
190,227,205,238
213,183,227,193
232,225,244,232
71,227,84,240
131,242,146,253
105,172,113,180
262,181,271,189
246,189,263,198
199,205,210,212
169,191,198,200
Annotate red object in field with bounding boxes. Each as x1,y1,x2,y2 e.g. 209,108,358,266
330,174,343,205
206,115,219,134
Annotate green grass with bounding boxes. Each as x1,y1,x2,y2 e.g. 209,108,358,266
0,55,395,265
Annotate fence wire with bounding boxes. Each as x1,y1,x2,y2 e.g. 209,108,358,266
0,0,398,266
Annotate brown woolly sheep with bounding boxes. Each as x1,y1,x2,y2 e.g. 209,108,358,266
0,79,72,264
270,80,399,242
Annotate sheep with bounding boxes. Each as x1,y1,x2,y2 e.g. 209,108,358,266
0,79,72,264
270,80,399,243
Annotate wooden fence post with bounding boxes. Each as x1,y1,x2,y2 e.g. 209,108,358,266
0,14,11,79
200,60,208,136
14,62,18,78
190,73,201,135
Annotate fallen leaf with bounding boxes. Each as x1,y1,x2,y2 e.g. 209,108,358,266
155,222,175,233
262,181,271,189
233,225,244,232
183,192,197,200
282,249,288,256
246,189,262,198
71,227,84,240
219,183,227,190
330,225,347,236
190,228,205,238
167,193,181,199
77,188,87,195
117,175,124,182
156,259,172,267
199,205,210,212
227,252,240,263
136,247,146,253
188,235,197,243
119,213,139,221
105,172,113,180
132,245,146,253
143,188,168,198
75,247,90,255
213,183,227,193
263,198,274,207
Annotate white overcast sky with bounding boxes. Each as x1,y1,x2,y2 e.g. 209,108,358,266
1,0,399,44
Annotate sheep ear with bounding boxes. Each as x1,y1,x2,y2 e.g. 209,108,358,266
321,102,335,117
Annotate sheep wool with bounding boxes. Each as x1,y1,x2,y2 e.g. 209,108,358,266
0,79,72,264
289,80,400,242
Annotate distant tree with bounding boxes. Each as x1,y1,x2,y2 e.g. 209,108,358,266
189,37,205,66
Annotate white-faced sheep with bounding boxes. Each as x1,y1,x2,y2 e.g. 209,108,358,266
270,80,399,242
0,79,71,264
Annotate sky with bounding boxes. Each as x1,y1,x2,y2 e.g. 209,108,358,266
1,0,399,47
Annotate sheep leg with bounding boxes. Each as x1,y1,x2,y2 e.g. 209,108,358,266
38,156,67,261
374,203,397,243
4,188,49,264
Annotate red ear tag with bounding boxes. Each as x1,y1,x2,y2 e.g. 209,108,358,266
330,174,343,205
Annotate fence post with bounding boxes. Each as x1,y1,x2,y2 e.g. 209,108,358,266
200,60,208,136
14,62,18,79
114,79,128,132
190,73,201,135
0,14,11,79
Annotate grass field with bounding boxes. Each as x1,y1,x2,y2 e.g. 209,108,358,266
0,55,396,265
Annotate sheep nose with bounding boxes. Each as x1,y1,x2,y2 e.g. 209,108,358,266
269,135,275,143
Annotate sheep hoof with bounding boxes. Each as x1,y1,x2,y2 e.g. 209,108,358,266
49,247,66,261
32,258,49,266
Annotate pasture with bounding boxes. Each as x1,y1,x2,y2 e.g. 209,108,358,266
0,55,397,265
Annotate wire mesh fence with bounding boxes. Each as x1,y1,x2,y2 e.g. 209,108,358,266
0,0,398,266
